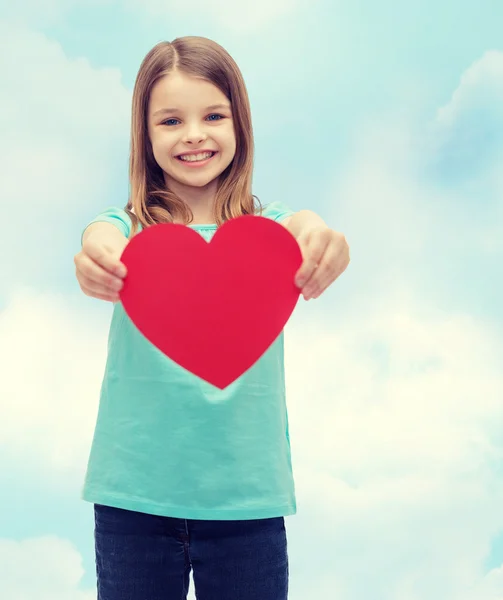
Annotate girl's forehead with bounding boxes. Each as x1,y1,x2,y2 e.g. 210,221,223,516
148,80,229,119
150,72,227,106
149,73,230,116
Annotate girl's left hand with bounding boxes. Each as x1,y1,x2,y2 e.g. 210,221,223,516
294,226,350,300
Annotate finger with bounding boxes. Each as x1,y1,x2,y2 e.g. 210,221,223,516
295,238,329,288
77,254,124,292
81,284,120,303
304,249,346,299
309,273,338,300
79,275,122,299
80,276,122,300
311,269,350,298
312,242,351,297
84,241,127,277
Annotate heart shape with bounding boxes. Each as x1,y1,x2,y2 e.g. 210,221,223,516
119,215,302,389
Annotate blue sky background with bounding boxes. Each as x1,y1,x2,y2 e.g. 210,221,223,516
1,1,502,598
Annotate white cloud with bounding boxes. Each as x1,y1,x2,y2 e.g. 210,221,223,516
0,20,128,136
286,309,503,480
423,50,503,217
481,159,503,253
283,305,503,599
0,19,129,177
0,536,95,600
0,289,108,481
465,566,503,600
436,50,503,127
0,20,130,287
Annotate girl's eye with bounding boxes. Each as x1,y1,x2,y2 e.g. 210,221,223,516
161,114,224,126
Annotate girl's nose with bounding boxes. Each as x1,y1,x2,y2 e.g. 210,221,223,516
183,126,207,145
186,135,206,144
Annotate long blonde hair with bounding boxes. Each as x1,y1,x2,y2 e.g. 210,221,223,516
125,36,262,237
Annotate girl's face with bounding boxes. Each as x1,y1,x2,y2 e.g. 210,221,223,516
147,71,237,192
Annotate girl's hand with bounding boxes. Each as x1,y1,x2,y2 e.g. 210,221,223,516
74,228,128,303
294,226,350,300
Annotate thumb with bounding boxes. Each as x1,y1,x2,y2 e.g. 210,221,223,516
88,239,128,277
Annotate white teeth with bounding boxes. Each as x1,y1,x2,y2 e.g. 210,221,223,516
179,152,214,162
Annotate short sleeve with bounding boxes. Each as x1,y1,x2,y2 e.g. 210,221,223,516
261,201,295,223
81,207,132,246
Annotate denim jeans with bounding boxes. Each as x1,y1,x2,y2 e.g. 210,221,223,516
94,503,289,600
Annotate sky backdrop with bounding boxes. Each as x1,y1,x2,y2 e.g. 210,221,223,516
1,1,502,599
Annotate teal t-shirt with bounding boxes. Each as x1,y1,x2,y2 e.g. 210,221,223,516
81,201,298,520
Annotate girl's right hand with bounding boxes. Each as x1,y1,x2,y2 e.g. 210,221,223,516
74,233,128,303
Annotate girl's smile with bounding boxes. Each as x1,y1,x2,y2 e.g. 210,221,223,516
176,150,219,168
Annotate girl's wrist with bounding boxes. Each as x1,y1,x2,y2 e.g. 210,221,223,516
284,210,328,239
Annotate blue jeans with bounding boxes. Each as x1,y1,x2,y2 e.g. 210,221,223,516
94,503,289,600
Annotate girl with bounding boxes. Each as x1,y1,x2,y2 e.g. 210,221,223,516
74,36,349,600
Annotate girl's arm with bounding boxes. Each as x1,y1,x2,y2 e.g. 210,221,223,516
82,222,129,250
280,210,328,237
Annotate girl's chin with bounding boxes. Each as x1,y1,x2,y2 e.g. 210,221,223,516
165,172,220,189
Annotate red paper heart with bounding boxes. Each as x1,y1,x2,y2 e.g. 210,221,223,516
119,215,302,389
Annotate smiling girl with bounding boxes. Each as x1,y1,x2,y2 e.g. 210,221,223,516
74,36,349,600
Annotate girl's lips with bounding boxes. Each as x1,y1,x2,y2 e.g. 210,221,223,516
175,152,217,168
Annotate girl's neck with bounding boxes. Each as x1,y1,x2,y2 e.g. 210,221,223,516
166,176,218,225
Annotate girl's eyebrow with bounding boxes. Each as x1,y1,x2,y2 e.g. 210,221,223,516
152,103,231,117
